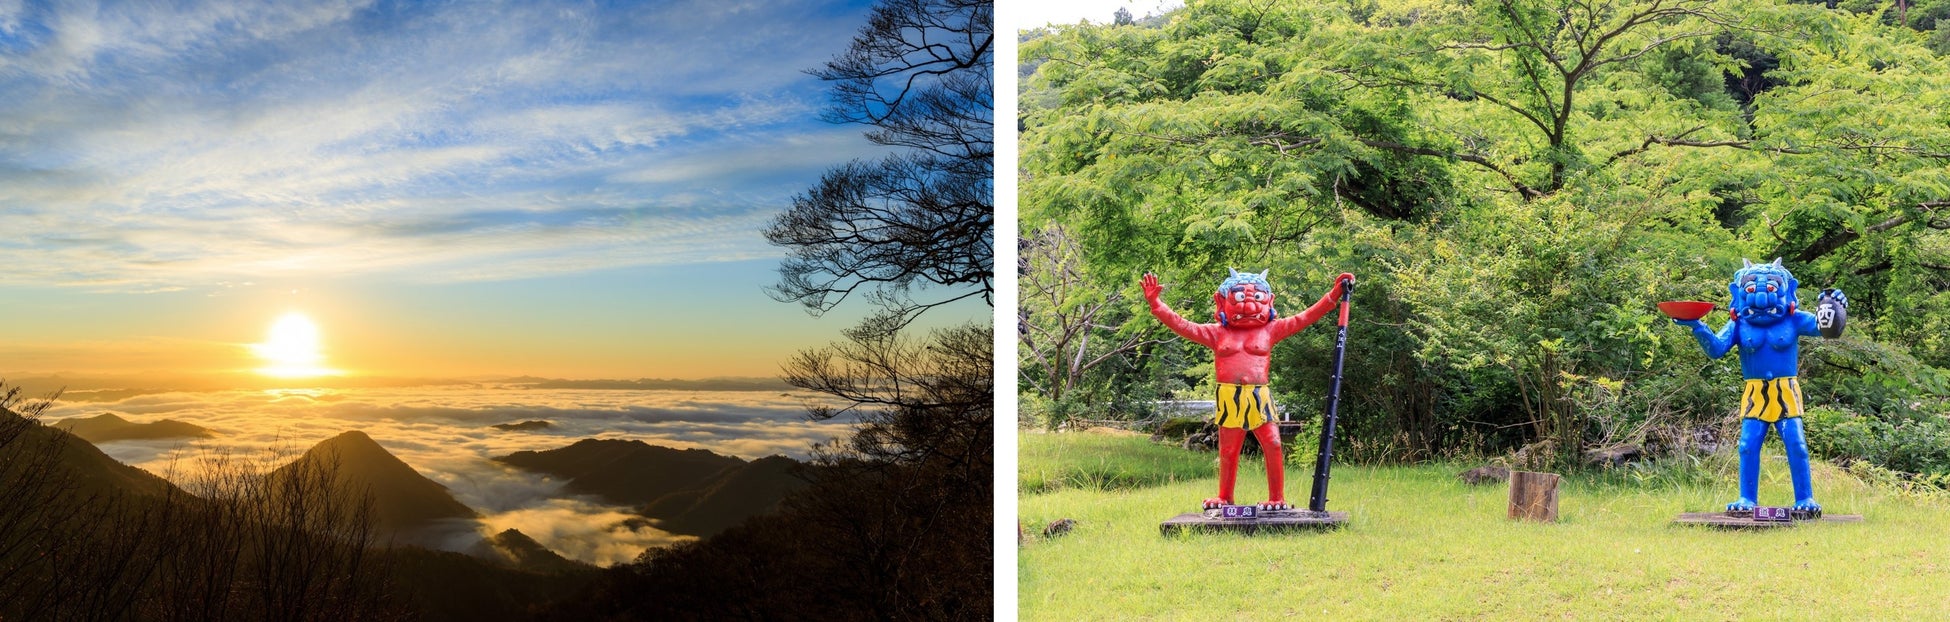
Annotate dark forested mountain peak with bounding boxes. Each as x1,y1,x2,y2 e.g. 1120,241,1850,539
468,528,591,576
493,438,745,508
54,412,212,443
273,431,478,537
0,409,179,499
638,454,805,537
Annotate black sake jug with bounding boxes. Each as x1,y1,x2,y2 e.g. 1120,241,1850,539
1816,289,1846,339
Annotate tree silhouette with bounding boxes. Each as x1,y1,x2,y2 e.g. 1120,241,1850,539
766,2,995,614
783,322,993,620
534,324,994,621
538,2,998,618
765,0,994,333
785,322,993,479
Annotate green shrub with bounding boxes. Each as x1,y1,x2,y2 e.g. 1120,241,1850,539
1804,405,1881,465
1879,418,1950,477
1805,405,1950,478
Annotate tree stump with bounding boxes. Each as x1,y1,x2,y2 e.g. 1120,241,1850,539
1507,471,1560,522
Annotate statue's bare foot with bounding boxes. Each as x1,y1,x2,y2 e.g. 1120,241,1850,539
1203,497,1228,510
1259,500,1291,511
1793,499,1822,518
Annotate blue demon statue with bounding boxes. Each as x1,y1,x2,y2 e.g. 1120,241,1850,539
1672,258,1844,515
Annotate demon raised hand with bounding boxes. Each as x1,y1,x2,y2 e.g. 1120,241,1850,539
1142,268,1353,510
1673,258,1844,515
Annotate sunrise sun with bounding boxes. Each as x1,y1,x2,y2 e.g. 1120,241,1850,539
253,312,336,378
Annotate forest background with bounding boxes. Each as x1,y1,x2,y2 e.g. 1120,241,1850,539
1017,0,1950,482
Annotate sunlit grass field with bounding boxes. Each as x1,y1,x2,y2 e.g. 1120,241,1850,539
1018,431,1950,620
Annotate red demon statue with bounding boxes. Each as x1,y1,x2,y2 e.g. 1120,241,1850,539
1143,268,1353,510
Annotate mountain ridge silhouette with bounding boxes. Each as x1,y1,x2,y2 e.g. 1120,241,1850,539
269,430,479,539
1,408,181,499
53,412,213,443
495,438,804,537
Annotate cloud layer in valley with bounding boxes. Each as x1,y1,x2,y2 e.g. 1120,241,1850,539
41,385,844,565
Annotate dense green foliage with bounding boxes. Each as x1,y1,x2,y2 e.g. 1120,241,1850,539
1018,0,1950,472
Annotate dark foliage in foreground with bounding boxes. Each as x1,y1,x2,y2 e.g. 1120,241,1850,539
0,384,397,622
547,0,999,616
538,323,994,621
0,381,597,622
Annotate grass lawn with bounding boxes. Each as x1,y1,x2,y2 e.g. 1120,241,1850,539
1018,430,1950,620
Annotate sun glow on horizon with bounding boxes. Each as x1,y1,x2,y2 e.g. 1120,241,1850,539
252,312,338,378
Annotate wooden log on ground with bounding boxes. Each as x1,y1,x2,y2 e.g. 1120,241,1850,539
1508,471,1560,522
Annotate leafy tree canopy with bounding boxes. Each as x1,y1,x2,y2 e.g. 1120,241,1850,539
1019,0,1950,467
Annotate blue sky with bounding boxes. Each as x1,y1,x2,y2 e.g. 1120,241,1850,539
0,0,983,380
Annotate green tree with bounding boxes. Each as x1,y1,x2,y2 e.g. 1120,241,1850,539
1019,0,1949,468
1018,224,1161,426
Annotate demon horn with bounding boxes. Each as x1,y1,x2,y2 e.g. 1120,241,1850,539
1743,258,1754,268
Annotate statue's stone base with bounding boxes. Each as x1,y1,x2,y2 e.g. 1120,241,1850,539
1671,512,1863,529
1159,509,1348,536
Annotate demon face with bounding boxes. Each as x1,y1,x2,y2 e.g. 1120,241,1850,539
1214,268,1276,328
1731,257,1799,326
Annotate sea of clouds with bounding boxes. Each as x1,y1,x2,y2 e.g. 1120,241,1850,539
41,385,849,566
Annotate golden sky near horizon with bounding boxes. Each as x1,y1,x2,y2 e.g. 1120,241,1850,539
0,260,984,385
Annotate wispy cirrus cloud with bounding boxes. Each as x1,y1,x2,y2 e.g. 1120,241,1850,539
0,0,882,290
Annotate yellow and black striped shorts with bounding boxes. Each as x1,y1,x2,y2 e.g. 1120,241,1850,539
1215,382,1273,430
1740,377,1803,423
